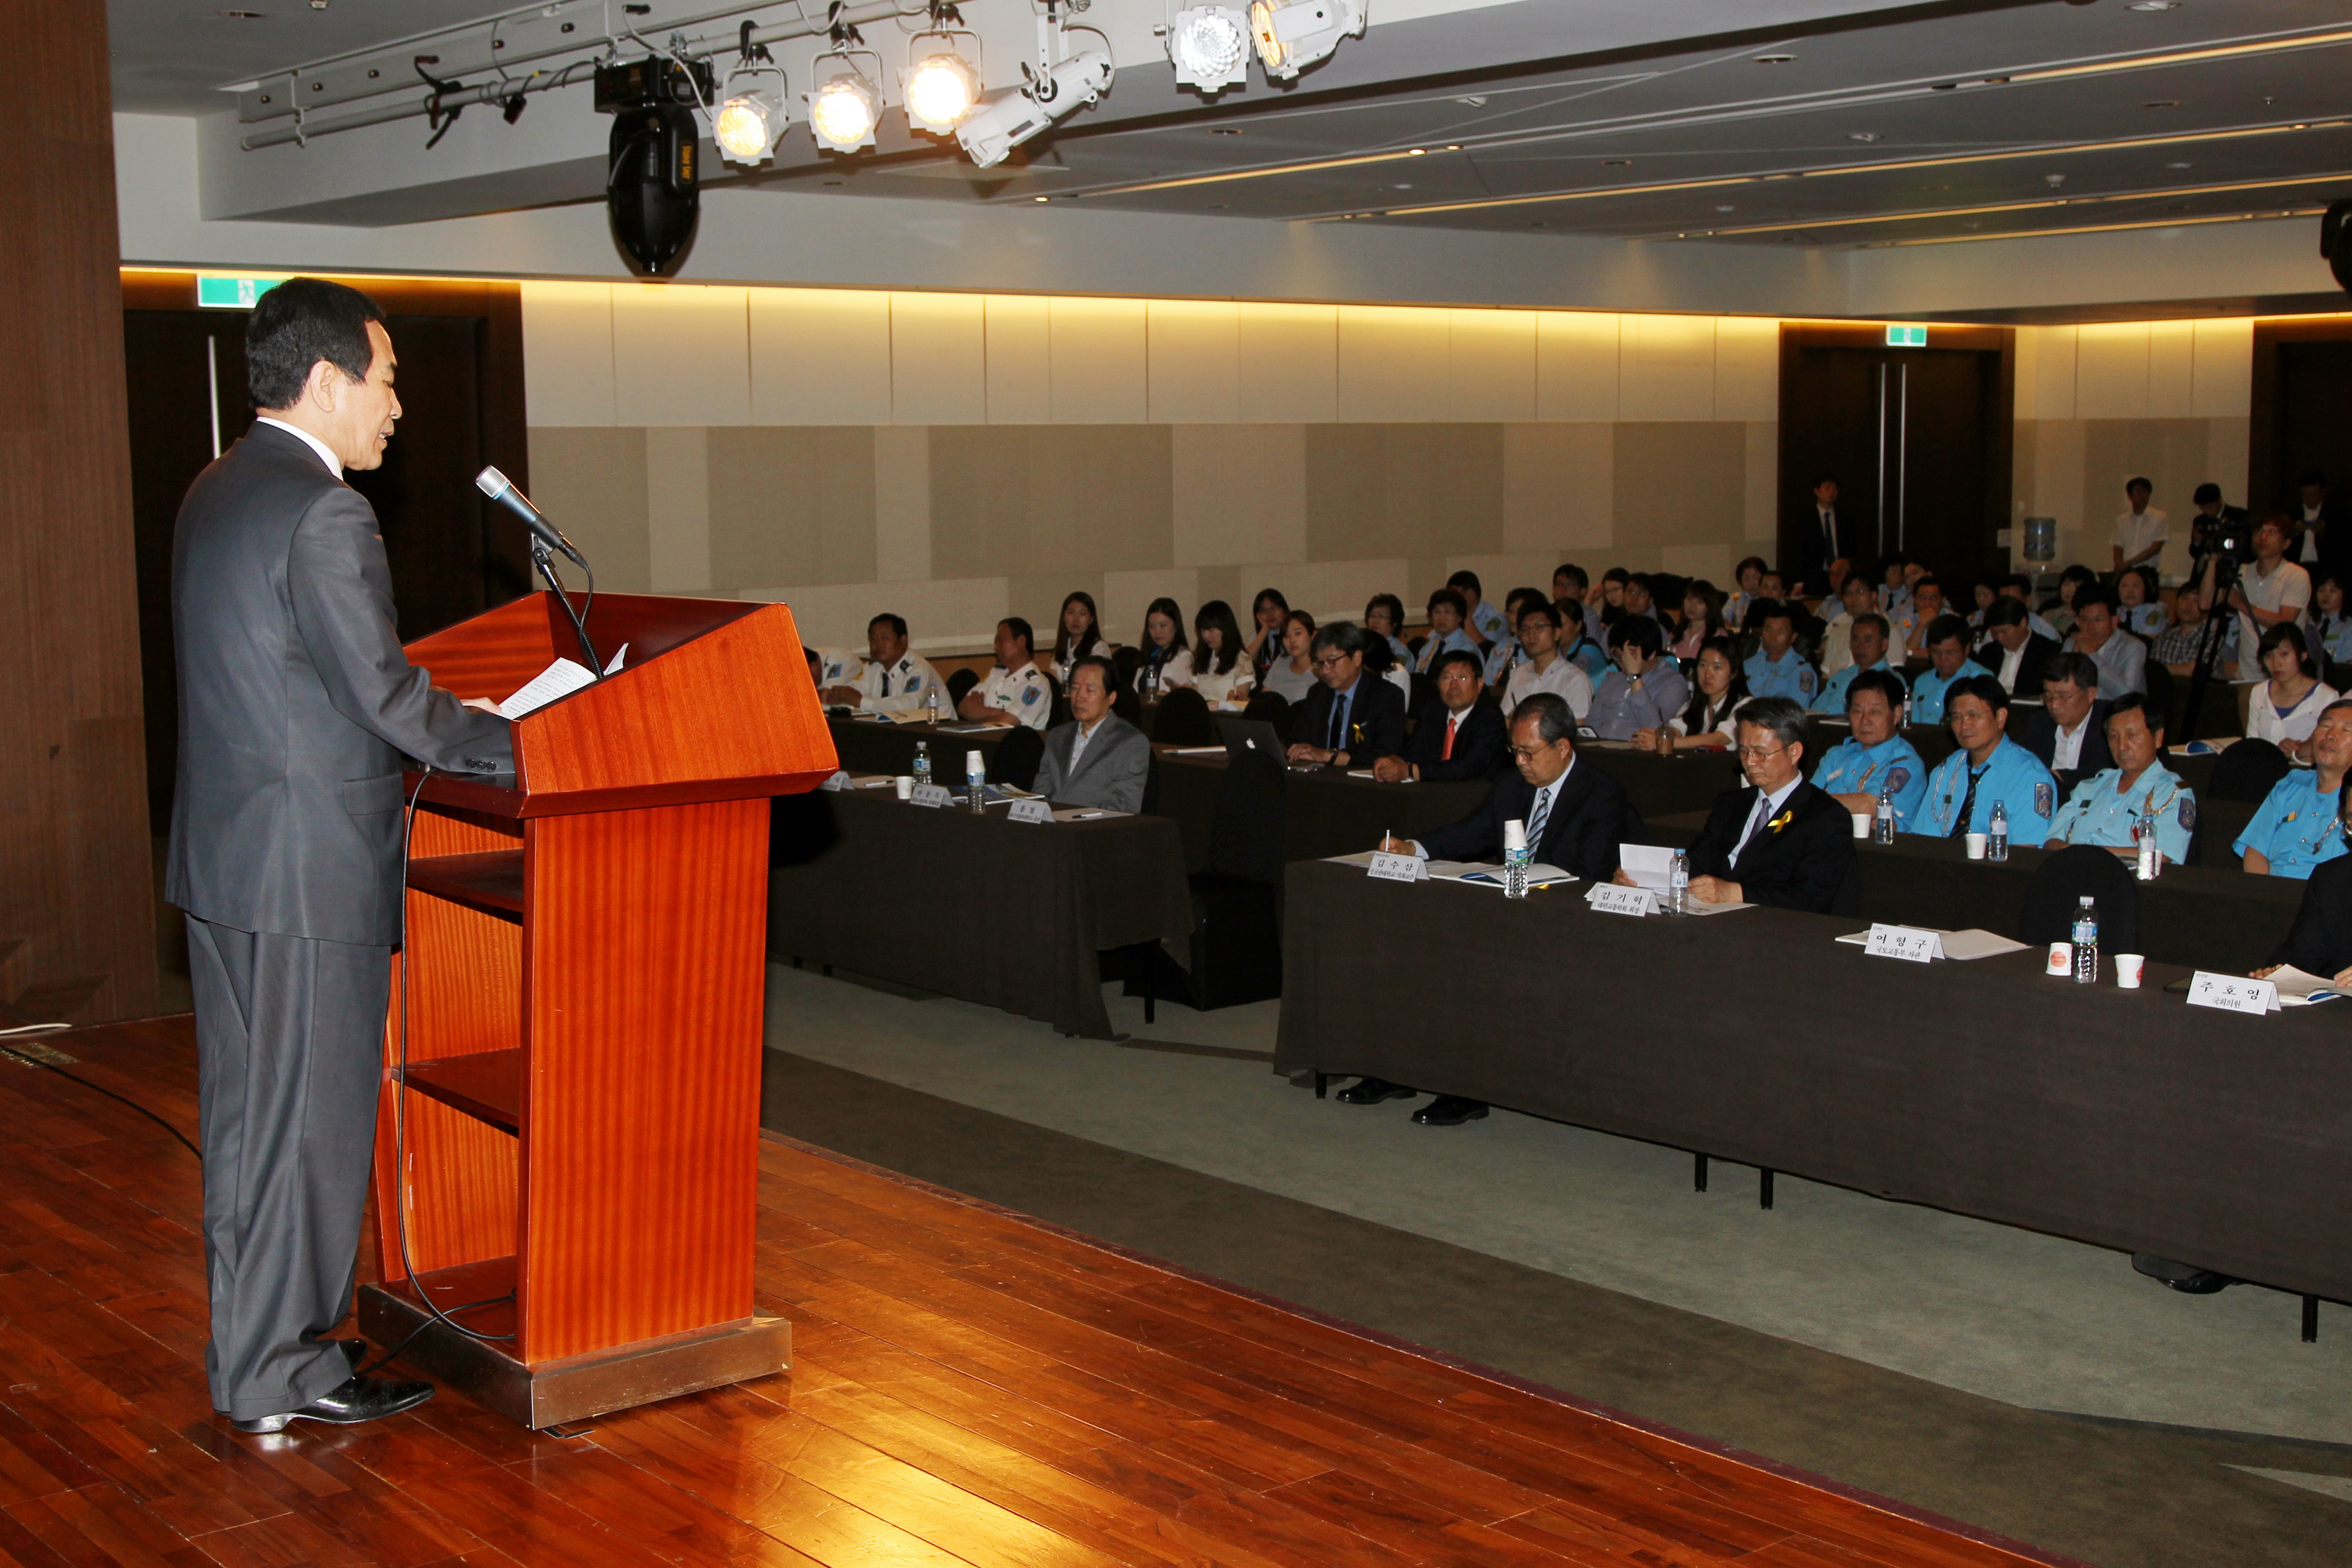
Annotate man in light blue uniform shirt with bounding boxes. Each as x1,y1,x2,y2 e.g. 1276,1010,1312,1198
1450,570,1510,649
1415,588,1480,674
1915,674,2059,840
1810,614,1901,714
2235,699,2352,878
2046,694,2194,865
1812,669,1928,829
1586,616,1689,741
1742,602,1819,704
1906,614,1991,725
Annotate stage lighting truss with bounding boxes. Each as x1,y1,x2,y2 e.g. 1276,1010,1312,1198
955,48,1113,169
902,29,984,136
1166,5,1250,95
1248,0,1364,81
808,50,886,153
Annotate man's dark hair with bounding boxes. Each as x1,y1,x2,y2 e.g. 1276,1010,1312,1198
2070,583,2118,616
1735,555,1768,579
1811,471,1840,490
1446,570,1483,598
2043,650,2099,690
1512,692,1578,747
869,612,908,639
1000,616,1033,656
1433,647,1483,681
1911,574,1941,594
1606,614,1663,658
1852,612,1889,641
2107,691,2163,734
1517,600,1562,632
1737,695,1810,753
1847,668,1906,712
1924,613,1971,648
2001,573,2034,594
1426,587,1467,618
2126,476,2154,494
1602,567,1631,586
1364,591,1405,627
1067,653,1115,692
1984,597,2029,630
1505,586,1548,617
1310,620,1369,660
2194,482,2223,504
1947,673,2010,715
246,277,386,410
802,644,821,671
1553,563,1590,593
1753,599,1795,631
2300,469,2330,489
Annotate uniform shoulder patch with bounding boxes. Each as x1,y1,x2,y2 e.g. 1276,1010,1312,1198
2179,796,2196,829
2034,780,2054,817
1022,685,1040,705
1886,767,1911,791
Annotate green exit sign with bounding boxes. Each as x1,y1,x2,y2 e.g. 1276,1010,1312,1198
197,276,282,309
1885,324,1928,347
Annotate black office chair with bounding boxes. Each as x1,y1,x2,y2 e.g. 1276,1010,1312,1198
987,725,1043,791
2141,660,2174,735
1243,689,1291,741
2018,845,2141,953
1111,644,1144,696
1129,741,1285,1011
1152,686,1214,745
2209,737,2291,802
1112,684,1143,728
944,667,980,707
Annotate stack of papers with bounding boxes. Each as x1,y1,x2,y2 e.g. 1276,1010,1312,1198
1427,860,1578,889
2266,965,2346,1006
1833,927,2030,960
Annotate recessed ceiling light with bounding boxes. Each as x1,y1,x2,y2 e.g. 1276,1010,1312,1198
1393,183,1412,189
1715,204,1735,212
1407,148,1426,156
1033,195,1049,202
2167,160,2192,168
1753,54,1794,64
1849,132,1882,143
2129,1,2180,10
1444,144,1461,151
2144,99,2180,109
219,8,265,15
1603,159,1629,166
1454,96,1487,107
1209,127,1242,135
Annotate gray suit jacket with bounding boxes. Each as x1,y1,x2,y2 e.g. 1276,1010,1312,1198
1034,714,1150,814
166,423,514,947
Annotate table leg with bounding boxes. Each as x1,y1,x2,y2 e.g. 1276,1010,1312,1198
1759,1168,1776,1210
1693,1153,1709,1193
1314,1072,1328,1100
2305,1294,2321,1343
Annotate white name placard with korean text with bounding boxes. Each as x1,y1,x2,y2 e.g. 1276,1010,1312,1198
1586,884,1659,918
1366,852,1427,883
1863,924,1945,963
1007,798,1054,824
2186,972,2278,1017
908,784,953,808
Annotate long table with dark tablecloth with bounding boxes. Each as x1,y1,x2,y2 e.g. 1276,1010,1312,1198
1274,857,2352,1304
1151,751,1490,870
825,713,1012,779
768,787,1192,1039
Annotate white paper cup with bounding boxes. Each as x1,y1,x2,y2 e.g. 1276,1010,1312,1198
2116,954,2145,989
1503,819,1527,852
1965,832,1988,860
2046,941,2072,976
894,775,914,799
1852,814,1872,839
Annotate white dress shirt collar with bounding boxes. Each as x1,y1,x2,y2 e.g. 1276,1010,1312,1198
255,416,343,478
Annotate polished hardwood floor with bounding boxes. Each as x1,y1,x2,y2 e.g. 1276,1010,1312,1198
0,1016,2078,1568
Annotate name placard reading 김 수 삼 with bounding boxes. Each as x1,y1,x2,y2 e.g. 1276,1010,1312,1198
1366,851,1427,883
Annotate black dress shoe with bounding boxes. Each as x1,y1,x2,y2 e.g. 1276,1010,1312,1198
2132,1254,2237,1294
1335,1077,1417,1105
232,1374,434,1434
340,1338,369,1370
1412,1095,1490,1127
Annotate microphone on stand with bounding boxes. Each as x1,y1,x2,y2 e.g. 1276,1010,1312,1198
475,465,601,676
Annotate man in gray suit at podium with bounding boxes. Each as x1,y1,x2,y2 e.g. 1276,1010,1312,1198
167,278,513,1433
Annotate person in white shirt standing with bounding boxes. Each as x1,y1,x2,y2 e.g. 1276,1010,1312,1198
823,612,943,716
960,617,1052,730
1500,601,1594,721
2111,476,2168,576
2223,516,2312,677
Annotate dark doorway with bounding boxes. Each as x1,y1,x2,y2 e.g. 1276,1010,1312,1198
120,275,533,832
1777,324,2014,595
2252,322,2352,519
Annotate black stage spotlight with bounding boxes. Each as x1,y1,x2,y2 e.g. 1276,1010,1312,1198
596,56,713,276
2325,198,2352,296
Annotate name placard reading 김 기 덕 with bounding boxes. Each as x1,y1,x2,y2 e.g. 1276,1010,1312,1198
1006,797,1054,824
1366,851,1427,883
2186,971,2278,1017
1585,884,1659,918
1863,923,1945,963
908,783,954,809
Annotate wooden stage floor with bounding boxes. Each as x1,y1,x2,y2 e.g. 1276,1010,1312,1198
0,1016,2077,1568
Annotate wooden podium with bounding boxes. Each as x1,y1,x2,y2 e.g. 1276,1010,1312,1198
358,590,837,1428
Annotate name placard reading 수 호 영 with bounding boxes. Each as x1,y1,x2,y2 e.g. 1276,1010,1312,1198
2186,972,2278,1016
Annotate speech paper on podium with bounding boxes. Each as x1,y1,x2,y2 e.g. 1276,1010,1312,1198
500,658,597,719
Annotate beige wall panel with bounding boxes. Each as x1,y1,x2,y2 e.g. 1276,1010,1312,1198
1306,424,1504,561
1249,558,1412,624
2207,416,2252,510
526,427,649,593
706,426,877,593
1009,571,1102,647
1502,423,1611,552
2193,318,2254,417
1100,569,1202,644
745,576,1009,653
1336,306,1450,422
2081,418,2215,580
644,426,712,593
521,282,617,427
2010,327,2042,422
1660,543,1735,585
1146,299,1242,423
1447,552,1575,603
1449,310,1537,423
872,425,931,582
890,293,987,424
2027,418,2089,569
1744,420,1779,542
1049,296,1149,423
2074,322,2150,419
611,284,749,426
929,425,1173,581
2030,326,2077,421
1535,311,1620,422
1238,302,1338,422
984,294,1052,424
1610,423,1748,547
1712,317,1779,422
1172,424,1305,567
2146,321,2195,419
1192,565,1245,616
1618,314,1717,422
748,287,892,425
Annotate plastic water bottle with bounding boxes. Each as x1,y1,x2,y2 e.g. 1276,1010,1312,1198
927,682,942,723
2071,895,2099,984
2135,808,2159,881
966,749,987,814
1987,799,2009,862
1668,850,1690,915
912,741,931,789
1503,820,1529,900
1874,785,1896,845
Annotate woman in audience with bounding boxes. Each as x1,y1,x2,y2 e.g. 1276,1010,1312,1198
2311,573,2352,666
1671,581,1728,661
1363,593,1411,665
2048,564,2098,638
2117,566,2168,637
1636,637,1748,754
1134,596,1194,700
1189,600,1255,710
2248,621,2338,761
1260,609,1320,703
1244,588,1290,682
1051,592,1112,683
1967,574,2000,631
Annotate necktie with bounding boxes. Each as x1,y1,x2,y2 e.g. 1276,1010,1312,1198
1948,765,1986,838
1329,695,1347,751
1442,714,1459,761
1526,784,1552,854
1822,510,1836,553
1731,792,1771,867
880,667,894,697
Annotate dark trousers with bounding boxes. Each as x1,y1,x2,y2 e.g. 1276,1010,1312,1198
186,915,389,1421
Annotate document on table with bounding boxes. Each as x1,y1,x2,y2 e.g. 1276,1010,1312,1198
1426,860,1578,889
1051,807,1127,821
1618,843,1676,893
500,657,597,718
2266,965,2347,1005
1834,927,2029,960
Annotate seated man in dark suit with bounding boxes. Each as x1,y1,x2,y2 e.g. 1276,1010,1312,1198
2008,652,2111,799
1034,656,1150,813
1352,693,1641,1126
1976,596,2062,697
1625,695,1856,913
1373,648,1507,783
1285,621,1407,771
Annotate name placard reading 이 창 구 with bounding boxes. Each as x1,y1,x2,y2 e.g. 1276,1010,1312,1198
1863,924,1946,963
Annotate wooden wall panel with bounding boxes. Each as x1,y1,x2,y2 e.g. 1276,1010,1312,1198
0,4,158,1024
